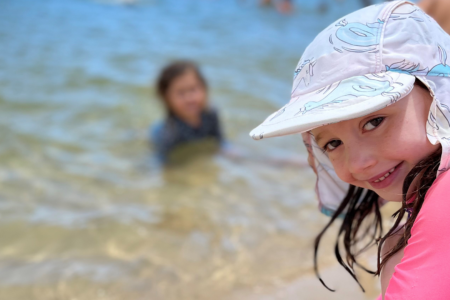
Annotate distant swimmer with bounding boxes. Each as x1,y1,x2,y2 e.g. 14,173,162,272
150,61,224,163
418,0,450,34
149,61,307,167
260,0,293,14
360,0,372,7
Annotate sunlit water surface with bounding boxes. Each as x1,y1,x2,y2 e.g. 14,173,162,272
0,0,381,299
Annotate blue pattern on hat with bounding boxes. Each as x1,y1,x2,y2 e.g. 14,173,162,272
429,45,450,77
332,19,384,53
297,74,400,115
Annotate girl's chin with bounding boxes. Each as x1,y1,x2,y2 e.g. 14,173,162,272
381,194,403,202
367,184,404,202
373,187,404,202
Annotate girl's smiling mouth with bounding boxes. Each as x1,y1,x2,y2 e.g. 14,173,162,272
367,162,404,190
373,168,396,183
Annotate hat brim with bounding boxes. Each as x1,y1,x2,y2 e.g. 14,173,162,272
250,71,415,140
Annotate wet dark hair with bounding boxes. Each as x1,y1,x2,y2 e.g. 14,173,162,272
314,80,442,292
156,60,207,111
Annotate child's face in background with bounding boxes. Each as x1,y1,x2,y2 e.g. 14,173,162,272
311,85,439,202
165,69,207,123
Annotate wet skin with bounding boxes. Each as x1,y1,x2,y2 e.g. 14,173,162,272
311,85,439,202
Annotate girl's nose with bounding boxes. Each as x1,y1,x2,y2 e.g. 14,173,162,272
346,144,377,176
186,88,200,101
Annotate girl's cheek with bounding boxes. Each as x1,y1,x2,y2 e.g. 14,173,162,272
198,89,208,107
329,156,352,184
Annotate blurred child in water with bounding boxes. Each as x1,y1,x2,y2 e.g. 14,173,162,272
150,61,223,162
151,60,308,167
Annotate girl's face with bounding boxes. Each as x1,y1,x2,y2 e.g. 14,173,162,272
165,69,207,123
310,85,439,202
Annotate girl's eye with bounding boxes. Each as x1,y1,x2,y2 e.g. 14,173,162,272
324,140,342,151
363,117,384,131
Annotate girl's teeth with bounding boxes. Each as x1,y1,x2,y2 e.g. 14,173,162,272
374,166,396,183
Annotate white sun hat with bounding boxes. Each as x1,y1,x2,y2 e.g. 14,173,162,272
250,1,450,216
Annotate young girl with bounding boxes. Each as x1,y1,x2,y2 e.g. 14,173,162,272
250,1,450,298
151,61,223,162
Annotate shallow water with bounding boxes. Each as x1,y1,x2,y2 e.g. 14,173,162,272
0,0,380,299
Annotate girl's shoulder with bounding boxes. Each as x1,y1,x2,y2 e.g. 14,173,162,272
425,169,450,202
414,170,450,240
150,121,165,143
150,118,177,142
203,107,219,120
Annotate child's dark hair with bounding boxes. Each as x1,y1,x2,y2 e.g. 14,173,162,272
313,80,443,292
156,60,207,101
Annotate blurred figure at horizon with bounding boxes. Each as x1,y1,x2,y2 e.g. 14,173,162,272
360,0,372,7
260,0,293,14
150,61,224,163
259,0,375,14
418,0,450,34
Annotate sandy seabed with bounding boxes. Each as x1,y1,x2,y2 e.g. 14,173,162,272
230,263,381,300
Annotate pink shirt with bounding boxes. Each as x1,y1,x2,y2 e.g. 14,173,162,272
378,170,450,300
